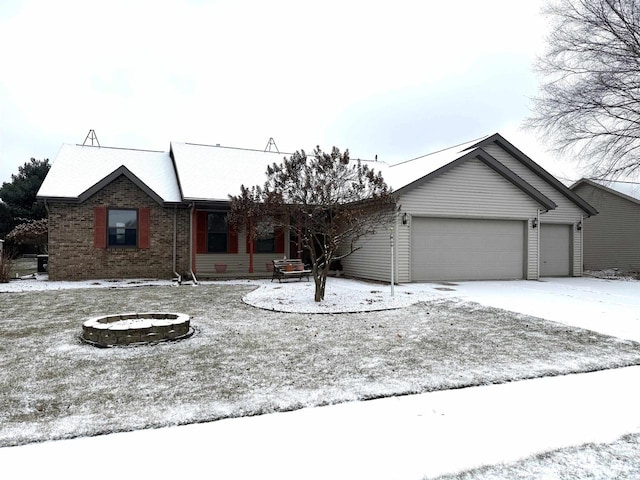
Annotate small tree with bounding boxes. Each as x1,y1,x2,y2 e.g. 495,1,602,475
527,0,640,178
229,147,396,302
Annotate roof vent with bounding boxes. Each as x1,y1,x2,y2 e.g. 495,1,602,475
265,137,279,153
82,129,100,147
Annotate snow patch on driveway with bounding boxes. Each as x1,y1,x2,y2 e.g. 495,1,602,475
428,277,640,342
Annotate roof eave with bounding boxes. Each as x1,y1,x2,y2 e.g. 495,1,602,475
477,134,599,216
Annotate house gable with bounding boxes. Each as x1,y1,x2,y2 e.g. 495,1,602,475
79,165,167,206
393,149,557,211
473,134,598,216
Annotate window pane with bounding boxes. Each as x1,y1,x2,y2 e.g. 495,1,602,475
207,213,228,252
208,233,227,252
208,213,227,233
108,209,137,247
257,237,275,253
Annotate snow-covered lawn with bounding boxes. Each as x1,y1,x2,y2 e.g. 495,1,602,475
2,274,640,479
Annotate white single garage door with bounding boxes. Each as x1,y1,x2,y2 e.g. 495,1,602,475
540,223,571,276
411,217,525,281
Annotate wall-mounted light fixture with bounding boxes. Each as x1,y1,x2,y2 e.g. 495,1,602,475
532,218,538,229
402,212,408,225
576,220,582,231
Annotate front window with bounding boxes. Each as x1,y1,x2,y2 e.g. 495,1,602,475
256,222,275,253
207,212,228,252
108,209,138,247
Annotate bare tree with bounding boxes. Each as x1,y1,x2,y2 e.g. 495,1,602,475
229,147,396,302
527,0,640,179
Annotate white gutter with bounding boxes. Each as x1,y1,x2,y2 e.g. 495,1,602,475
537,208,541,280
580,214,584,277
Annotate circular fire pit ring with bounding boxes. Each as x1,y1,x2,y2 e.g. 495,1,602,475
81,312,193,347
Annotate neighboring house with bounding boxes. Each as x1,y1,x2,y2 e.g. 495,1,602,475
570,178,640,273
36,133,597,282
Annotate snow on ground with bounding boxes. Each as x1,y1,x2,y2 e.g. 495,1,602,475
241,277,437,313
2,274,640,479
1,365,640,480
0,274,176,292
428,277,640,343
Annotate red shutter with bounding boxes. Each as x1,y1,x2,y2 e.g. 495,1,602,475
196,211,208,254
228,225,239,254
94,207,107,248
138,208,150,249
274,226,285,253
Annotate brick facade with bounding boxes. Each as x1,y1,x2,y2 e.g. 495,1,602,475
47,175,191,281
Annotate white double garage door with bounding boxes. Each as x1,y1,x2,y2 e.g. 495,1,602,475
411,217,571,281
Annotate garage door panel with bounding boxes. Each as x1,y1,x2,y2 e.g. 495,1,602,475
412,218,525,281
540,224,571,276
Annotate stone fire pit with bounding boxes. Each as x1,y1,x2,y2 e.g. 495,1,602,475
81,312,193,347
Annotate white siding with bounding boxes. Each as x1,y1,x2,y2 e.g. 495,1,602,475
398,158,541,281
196,253,280,276
483,144,585,276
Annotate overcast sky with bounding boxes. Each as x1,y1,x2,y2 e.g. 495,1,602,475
0,0,584,186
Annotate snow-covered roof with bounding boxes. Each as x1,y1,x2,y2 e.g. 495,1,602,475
37,144,182,203
38,133,595,215
382,135,489,191
170,142,288,201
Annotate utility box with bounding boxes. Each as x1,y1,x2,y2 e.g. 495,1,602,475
37,254,48,273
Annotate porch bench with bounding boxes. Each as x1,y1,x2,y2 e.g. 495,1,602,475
271,259,312,282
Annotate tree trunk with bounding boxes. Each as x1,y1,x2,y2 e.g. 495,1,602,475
313,263,331,302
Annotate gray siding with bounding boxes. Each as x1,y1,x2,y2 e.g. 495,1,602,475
483,144,585,276
400,158,542,218
573,183,640,272
340,216,399,283
398,158,541,281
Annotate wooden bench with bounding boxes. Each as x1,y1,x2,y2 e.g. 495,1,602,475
271,259,312,282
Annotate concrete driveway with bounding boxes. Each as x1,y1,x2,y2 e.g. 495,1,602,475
423,277,640,342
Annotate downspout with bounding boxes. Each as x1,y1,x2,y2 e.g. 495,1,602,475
172,206,181,284
536,208,541,280
579,214,584,277
189,203,198,285
44,199,49,255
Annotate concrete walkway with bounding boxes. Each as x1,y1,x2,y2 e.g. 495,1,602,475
1,366,640,479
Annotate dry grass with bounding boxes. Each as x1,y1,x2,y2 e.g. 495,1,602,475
2,284,640,447
433,433,640,479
